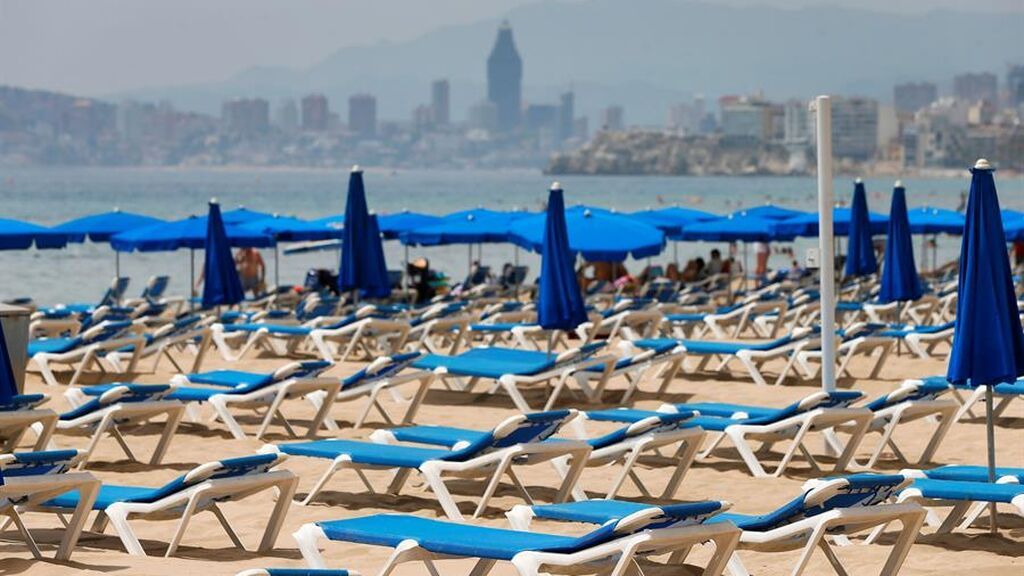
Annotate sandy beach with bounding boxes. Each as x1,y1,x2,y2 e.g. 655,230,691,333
1,343,1021,575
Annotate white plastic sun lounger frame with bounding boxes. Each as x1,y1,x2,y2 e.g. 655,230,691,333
825,385,957,470
683,327,816,387
434,347,617,413
730,478,926,576
660,395,872,478
0,404,58,453
902,325,955,360
879,469,1024,536
54,386,185,468
293,507,742,576
265,411,593,521
794,334,894,381
705,300,789,340
43,454,298,558
106,318,214,375
31,324,146,387
310,317,411,363
569,340,685,405
0,450,100,561
172,363,342,441
562,413,706,501
305,358,437,432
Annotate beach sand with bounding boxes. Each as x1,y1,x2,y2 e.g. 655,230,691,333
2,346,1021,575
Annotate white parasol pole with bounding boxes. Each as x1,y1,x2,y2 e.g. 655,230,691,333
815,95,837,394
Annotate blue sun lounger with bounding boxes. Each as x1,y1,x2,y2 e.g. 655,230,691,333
883,466,1024,535
293,500,740,576
264,409,591,519
46,383,185,467
38,453,297,557
583,391,871,477
510,474,925,576
0,393,58,452
411,342,613,412
0,449,100,560
28,320,145,386
370,409,704,500
237,570,358,576
632,328,815,386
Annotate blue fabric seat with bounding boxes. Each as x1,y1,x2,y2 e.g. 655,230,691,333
909,479,1024,504
316,514,618,560
27,337,81,356
413,344,603,379
280,439,456,468
0,449,80,478
923,465,1024,484
0,394,47,411
58,384,173,421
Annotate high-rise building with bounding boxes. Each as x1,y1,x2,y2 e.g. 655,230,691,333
348,94,377,138
469,100,499,132
524,104,559,134
813,96,878,160
601,106,624,131
783,99,809,143
275,99,299,133
221,98,269,134
558,91,574,142
301,94,329,131
719,97,781,141
486,21,523,132
1008,64,1024,107
893,82,937,114
431,79,450,126
953,72,998,104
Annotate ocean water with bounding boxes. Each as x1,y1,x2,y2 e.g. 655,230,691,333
1,166,1021,305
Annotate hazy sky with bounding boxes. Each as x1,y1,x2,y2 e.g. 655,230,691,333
2,0,1020,96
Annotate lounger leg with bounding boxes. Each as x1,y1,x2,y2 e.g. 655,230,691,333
165,494,202,557
606,448,644,499
499,376,534,413
936,502,972,533
705,526,743,576
790,524,832,576
209,396,248,440
661,434,702,499
106,503,147,556
5,510,42,559
300,457,349,506
881,509,926,575
150,406,185,465
419,466,462,521
109,425,139,463
726,552,752,576
256,390,290,440
400,374,435,426
32,415,58,452
79,412,119,467
293,523,328,569
33,355,60,387
468,559,498,576
258,476,298,553
386,468,412,495
474,457,515,518
306,387,339,438
771,420,815,477
736,353,768,386
209,504,245,550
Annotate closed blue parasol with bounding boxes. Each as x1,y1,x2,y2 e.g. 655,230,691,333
54,209,164,242
907,206,965,235
510,205,665,262
0,219,68,250
947,159,1024,531
538,184,587,332
878,182,922,303
339,167,389,299
201,200,245,308
845,179,879,277
0,321,16,404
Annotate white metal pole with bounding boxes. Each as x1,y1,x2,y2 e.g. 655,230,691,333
189,248,195,312
815,95,837,394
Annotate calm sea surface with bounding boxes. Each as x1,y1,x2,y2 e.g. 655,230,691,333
1,166,1021,304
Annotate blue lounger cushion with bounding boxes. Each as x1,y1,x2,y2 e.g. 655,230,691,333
185,360,333,388
46,453,280,509
909,479,1024,504
632,336,794,356
340,353,419,390
279,439,460,468
27,337,82,356
924,465,1024,484
59,384,173,421
469,323,537,333
264,570,351,576
0,394,47,411
316,514,619,560
670,402,778,419
995,381,1024,395
527,499,723,526
1,450,80,477
413,348,556,378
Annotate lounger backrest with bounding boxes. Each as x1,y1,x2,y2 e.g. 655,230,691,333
341,352,420,390
865,380,952,412
80,320,133,344
649,500,730,529
271,360,333,383
554,342,605,366
745,474,909,532
744,391,864,425
144,453,286,503
0,449,82,477
97,277,130,307
443,409,576,461
589,411,699,449
61,384,175,421
0,393,47,411
142,275,170,300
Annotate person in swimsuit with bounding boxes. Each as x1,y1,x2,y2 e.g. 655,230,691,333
235,248,266,297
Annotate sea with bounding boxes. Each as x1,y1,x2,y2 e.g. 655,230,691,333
1,166,1021,305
